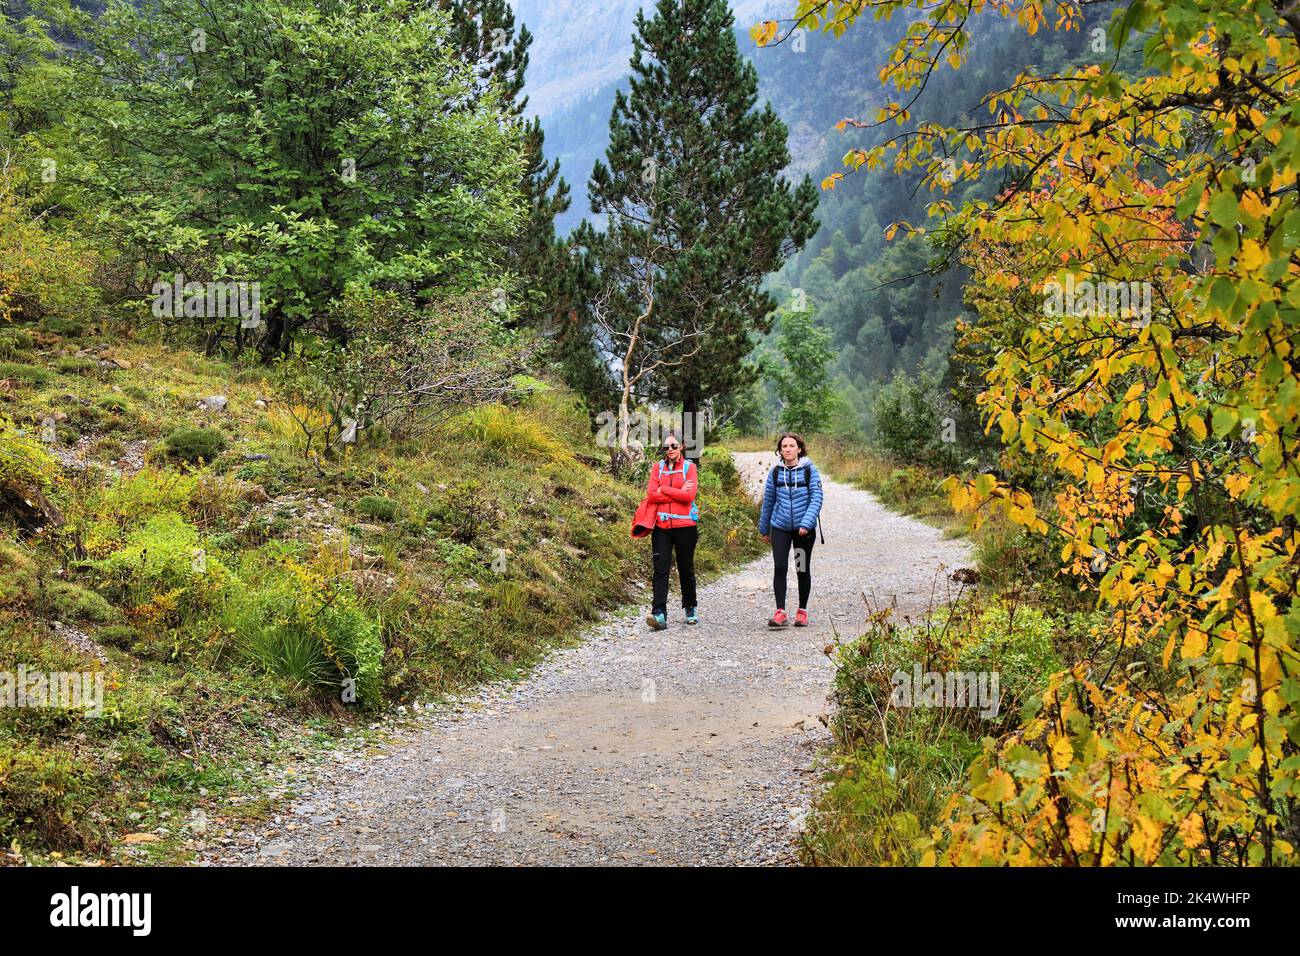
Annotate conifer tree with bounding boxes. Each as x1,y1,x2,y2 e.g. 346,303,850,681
582,0,818,430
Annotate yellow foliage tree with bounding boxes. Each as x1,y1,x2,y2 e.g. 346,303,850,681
765,0,1300,864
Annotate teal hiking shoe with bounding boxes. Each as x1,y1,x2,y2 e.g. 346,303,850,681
646,612,668,630
684,607,699,625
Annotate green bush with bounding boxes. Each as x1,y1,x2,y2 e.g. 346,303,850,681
949,604,1062,723
0,416,57,495
425,479,494,544
971,515,1063,594
0,742,101,851
96,623,140,649
94,396,131,415
0,328,36,358
0,539,37,606
449,405,570,465
55,357,97,375
82,470,199,557
805,743,949,866
357,495,399,522
39,316,84,337
873,370,942,465
805,595,1063,865
225,565,383,707
701,445,740,494
45,582,119,625
163,426,226,464
92,513,227,618
877,467,942,511
696,469,723,497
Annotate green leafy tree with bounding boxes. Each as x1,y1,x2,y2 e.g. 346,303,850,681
438,0,573,333
54,0,526,356
769,310,838,434
581,0,818,428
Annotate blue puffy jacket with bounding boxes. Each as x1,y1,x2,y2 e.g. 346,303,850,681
759,457,824,535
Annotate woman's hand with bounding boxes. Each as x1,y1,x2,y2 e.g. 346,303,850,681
761,534,770,544
797,527,810,536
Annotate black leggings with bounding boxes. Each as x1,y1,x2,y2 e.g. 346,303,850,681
651,525,698,615
771,526,814,610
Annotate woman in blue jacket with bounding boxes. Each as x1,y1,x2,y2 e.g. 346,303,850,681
758,432,824,627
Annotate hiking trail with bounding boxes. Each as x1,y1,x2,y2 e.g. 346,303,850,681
198,452,970,866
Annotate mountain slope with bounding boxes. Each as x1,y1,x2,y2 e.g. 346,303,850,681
513,0,779,118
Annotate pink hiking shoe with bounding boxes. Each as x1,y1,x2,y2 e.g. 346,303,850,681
794,609,809,627
769,609,789,628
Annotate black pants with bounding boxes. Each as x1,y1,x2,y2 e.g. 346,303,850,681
771,526,814,610
651,525,698,615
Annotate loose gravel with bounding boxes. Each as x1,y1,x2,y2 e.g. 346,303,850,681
197,452,971,867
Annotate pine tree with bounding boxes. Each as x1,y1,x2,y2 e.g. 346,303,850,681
581,0,818,433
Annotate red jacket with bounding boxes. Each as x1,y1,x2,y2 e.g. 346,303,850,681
631,458,699,536
647,458,698,530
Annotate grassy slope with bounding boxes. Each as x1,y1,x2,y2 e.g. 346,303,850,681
0,323,762,864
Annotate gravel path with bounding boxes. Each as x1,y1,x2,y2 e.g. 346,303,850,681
198,452,971,866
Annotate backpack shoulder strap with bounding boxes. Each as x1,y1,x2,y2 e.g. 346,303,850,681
805,463,825,541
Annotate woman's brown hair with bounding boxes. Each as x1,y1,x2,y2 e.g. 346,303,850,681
774,432,807,457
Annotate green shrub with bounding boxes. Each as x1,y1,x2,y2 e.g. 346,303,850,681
805,594,1061,865
92,513,227,619
877,467,942,512
696,469,723,497
357,495,399,522
804,745,927,866
163,427,226,464
0,742,101,851
45,582,119,625
948,604,1062,723
96,623,139,649
425,479,494,544
701,445,740,494
449,405,570,465
0,416,57,495
54,357,97,375
39,316,84,337
81,470,199,557
94,396,131,415
225,563,383,707
0,328,36,358
873,370,941,465
971,514,1062,593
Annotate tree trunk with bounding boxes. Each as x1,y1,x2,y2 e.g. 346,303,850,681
682,390,700,462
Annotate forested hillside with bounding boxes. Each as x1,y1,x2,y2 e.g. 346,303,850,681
526,5,1124,438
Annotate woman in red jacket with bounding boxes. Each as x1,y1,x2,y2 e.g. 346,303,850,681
642,432,698,630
